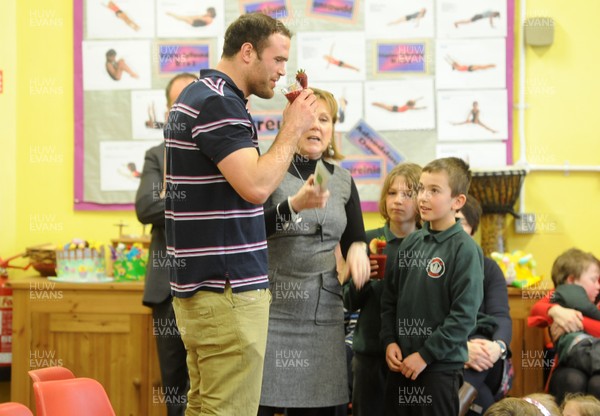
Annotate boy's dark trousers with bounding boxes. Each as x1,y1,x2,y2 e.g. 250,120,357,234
384,369,463,416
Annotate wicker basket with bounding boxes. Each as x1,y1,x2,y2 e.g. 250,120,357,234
26,244,57,277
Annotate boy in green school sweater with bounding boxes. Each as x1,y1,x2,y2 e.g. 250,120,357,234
380,157,484,415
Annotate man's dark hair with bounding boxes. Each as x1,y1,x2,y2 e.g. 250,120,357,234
222,13,292,59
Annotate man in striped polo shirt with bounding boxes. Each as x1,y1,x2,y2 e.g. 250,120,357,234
164,13,318,416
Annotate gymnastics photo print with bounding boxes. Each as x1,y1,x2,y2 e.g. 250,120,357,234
436,0,508,39
364,0,434,40
364,78,435,131
436,38,506,90
437,89,508,141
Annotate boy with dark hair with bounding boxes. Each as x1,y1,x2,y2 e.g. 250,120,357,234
550,248,600,376
380,157,484,415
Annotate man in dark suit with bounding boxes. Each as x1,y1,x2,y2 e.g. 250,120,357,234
135,73,196,416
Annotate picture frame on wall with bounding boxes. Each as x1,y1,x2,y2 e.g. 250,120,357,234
373,40,431,76
239,0,291,19
155,41,213,77
306,0,360,23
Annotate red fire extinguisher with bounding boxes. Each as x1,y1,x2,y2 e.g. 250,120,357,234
0,253,30,367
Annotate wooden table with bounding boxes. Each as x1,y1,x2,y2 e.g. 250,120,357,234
507,286,550,397
10,277,165,416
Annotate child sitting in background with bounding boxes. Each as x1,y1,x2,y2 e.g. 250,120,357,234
343,162,422,416
561,393,600,416
549,248,600,376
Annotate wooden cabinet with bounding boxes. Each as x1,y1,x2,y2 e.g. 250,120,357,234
9,278,548,409
10,277,166,416
507,286,549,397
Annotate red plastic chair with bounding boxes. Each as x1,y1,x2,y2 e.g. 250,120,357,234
0,402,33,416
33,378,116,416
28,366,75,383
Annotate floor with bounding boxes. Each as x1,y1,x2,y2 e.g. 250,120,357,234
0,382,10,402
0,367,11,402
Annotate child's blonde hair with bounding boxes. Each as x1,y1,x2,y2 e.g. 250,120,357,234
561,393,600,416
310,87,344,161
484,397,539,415
551,248,599,287
378,162,422,226
484,393,561,416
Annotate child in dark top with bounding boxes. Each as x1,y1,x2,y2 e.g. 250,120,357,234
550,248,600,376
380,157,484,416
344,162,422,416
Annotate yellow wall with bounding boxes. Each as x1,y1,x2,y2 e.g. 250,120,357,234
4,0,139,277
2,0,599,280
507,0,600,278
370,2,600,279
0,1,17,261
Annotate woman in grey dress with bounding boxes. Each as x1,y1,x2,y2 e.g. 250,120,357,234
258,88,370,416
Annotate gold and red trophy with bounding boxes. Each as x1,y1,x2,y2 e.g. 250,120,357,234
369,238,387,280
283,69,308,103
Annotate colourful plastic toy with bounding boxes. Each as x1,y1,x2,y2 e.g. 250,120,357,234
490,250,542,288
